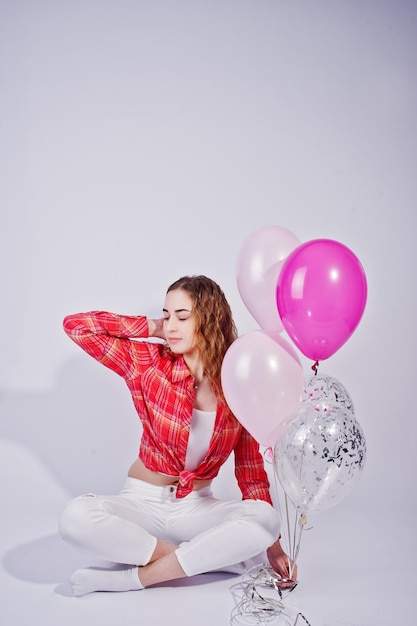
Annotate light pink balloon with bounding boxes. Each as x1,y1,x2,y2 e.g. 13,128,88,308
236,225,301,334
221,330,304,447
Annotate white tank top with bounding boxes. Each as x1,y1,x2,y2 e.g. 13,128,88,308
184,408,216,470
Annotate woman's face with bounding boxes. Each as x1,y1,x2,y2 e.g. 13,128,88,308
163,288,197,356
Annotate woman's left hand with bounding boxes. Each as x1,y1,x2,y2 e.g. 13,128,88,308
266,539,298,589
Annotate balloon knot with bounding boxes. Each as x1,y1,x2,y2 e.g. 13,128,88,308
311,360,320,374
300,513,308,527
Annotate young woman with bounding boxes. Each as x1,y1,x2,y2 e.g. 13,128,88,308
59,275,296,596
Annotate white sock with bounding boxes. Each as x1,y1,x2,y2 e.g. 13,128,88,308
69,565,144,597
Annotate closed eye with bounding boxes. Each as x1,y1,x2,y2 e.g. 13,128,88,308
163,315,190,322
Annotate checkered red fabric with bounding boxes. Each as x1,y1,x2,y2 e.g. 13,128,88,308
63,311,272,504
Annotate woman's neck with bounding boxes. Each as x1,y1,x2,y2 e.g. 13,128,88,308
183,353,205,382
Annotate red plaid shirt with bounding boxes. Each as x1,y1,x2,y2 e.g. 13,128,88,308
63,311,272,504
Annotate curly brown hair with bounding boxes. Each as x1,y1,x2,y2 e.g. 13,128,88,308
166,275,238,401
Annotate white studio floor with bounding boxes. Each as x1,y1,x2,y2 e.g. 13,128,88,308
1,437,413,626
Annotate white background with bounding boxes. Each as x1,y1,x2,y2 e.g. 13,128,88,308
0,1,415,625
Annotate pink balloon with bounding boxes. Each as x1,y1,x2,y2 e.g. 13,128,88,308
236,225,301,334
276,239,367,361
221,330,304,447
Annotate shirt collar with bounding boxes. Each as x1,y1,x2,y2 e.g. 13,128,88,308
171,356,193,384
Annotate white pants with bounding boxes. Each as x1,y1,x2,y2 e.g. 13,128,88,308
59,477,280,577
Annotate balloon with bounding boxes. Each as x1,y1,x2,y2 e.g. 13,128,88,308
276,239,367,361
274,402,367,515
236,225,301,334
302,373,355,416
221,330,304,447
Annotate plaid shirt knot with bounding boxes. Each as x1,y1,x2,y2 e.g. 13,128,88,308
177,469,198,498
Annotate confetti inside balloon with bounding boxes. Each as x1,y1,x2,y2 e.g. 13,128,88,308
274,402,366,515
302,373,355,416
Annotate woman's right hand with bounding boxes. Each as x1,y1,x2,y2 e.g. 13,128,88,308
148,318,166,340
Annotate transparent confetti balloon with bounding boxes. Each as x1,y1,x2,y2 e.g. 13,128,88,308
302,373,355,416
274,402,366,515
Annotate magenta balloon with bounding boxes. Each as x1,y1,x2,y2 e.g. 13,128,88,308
276,239,367,361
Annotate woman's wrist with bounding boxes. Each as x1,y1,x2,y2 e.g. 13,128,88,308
147,319,157,336
148,318,165,339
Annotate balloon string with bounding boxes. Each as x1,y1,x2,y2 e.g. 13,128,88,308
265,449,308,581
270,455,304,577
266,449,293,564
284,493,293,563
311,360,319,374
292,504,298,568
